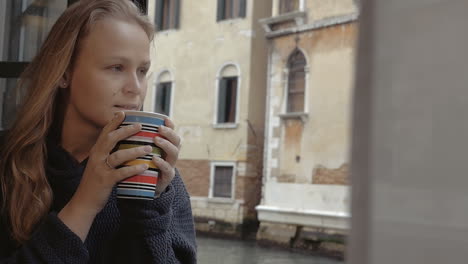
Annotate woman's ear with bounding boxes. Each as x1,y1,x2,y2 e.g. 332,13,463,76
59,71,71,88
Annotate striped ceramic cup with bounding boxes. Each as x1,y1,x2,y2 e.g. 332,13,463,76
114,110,167,200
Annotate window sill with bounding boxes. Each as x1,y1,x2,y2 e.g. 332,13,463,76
190,196,245,205
208,197,236,204
217,17,245,24
278,112,309,122
274,10,307,21
213,123,238,129
156,28,178,35
259,10,307,36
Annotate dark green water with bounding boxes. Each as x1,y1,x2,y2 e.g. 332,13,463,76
197,236,343,264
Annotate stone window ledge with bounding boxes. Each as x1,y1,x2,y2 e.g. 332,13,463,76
259,11,307,34
212,123,238,129
278,112,309,122
191,196,245,205
156,28,178,36
217,17,244,25
208,197,236,204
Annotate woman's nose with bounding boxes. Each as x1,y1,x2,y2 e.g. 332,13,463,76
123,72,142,95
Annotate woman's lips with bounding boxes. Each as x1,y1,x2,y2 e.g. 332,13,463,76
114,105,138,110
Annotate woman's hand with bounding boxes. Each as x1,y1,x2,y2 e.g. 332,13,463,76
152,118,181,196
58,111,151,240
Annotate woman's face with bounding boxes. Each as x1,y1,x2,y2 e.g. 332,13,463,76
65,17,151,129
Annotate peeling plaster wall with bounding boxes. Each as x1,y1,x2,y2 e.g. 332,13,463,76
306,0,358,21
268,23,357,185
258,1,357,237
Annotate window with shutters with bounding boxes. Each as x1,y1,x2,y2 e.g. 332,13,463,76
216,0,247,21
279,0,300,14
155,0,180,31
286,49,307,113
211,164,235,199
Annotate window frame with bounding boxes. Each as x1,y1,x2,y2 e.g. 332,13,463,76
155,0,180,32
0,0,81,79
154,70,174,117
286,50,306,113
217,76,238,124
283,49,308,115
279,49,310,122
213,63,241,128
209,161,236,200
278,0,304,14
155,81,172,116
0,0,97,131
216,0,247,22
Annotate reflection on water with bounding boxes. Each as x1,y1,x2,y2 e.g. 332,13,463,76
197,236,343,264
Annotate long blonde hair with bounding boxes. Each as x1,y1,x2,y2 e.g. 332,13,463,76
0,0,154,244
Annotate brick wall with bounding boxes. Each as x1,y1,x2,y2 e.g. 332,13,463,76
176,159,210,197
312,163,349,185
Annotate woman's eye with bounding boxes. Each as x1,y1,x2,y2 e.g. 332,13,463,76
110,65,123,72
139,67,149,75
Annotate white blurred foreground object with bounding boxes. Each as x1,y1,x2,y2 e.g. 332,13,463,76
348,0,468,263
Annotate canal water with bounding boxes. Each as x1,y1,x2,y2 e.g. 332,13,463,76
197,236,344,264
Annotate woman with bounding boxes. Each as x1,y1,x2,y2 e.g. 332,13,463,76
0,0,197,263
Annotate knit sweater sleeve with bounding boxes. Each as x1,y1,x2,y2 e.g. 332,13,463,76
0,211,89,263
104,170,197,264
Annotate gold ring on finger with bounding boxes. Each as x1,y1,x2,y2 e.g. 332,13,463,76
105,156,114,169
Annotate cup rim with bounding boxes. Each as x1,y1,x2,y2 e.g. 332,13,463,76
120,110,168,120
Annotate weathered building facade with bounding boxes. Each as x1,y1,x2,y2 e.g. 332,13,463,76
256,0,358,256
144,0,271,237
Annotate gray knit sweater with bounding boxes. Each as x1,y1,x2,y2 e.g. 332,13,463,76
0,133,197,263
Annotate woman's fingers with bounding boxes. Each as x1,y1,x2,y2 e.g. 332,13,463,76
97,111,137,153
107,123,141,147
157,121,181,167
158,125,181,148
115,164,149,182
164,118,175,130
98,124,142,155
154,136,179,166
152,156,175,194
106,145,153,168
101,111,125,136
152,156,173,175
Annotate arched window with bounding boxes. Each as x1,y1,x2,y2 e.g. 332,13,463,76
287,49,306,113
155,71,173,116
217,64,239,124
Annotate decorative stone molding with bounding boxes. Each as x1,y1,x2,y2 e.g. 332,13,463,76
261,12,359,39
